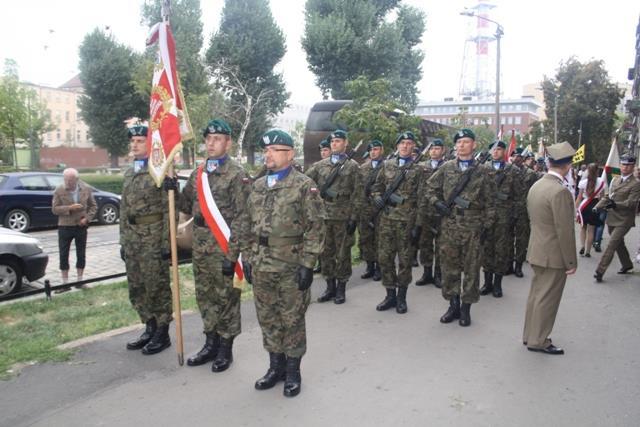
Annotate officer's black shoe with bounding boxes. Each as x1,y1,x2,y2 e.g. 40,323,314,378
459,303,472,327
514,262,524,278
593,242,602,252
187,331,220,366
594,272,604,283
283,357,302,397
127,318,156,350
255,352,286,390
433,267,442,288
317,279,336,302
492,275,503,298
372,262,382,281
361,261,375,279
415,265,434,286
376,288,397,311
396,287,408,314
141,323,171,355
479,271,494,295
505,262,514,276
211,336,234,372
334,281,346,304
440,296,460,323
617,266,633,274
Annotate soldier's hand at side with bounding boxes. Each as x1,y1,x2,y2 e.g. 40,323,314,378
242,261,252,284
346,220,357,235
222,257,236,276
296,265,314,291
410,226,422,246
120,246,126,261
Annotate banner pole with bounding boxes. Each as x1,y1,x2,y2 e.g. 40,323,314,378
167,164,184,365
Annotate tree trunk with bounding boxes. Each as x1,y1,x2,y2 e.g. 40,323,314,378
182,145,191,168
236,96,252,164
110,153,119,168
247,145,255,166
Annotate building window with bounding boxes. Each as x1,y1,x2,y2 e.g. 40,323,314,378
65,129,71,141
516,104,522,111
77,130,81,142
86,131,90,141
515,116,522,125
56,130,61,141
487,117,492,125
65,111,70,122
501,117,506,125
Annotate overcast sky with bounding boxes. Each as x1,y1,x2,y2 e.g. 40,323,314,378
2,0,638,106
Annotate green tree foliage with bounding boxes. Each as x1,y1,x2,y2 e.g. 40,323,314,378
78,30,147,167
333,76,421,153
206,0,289,164
540,58,624,164
303,0,425,109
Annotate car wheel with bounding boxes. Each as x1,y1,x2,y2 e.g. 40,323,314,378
0,258,23,297
4,209,30,232
98,203,119,225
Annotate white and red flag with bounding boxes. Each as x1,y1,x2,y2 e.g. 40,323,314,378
602,138,621,189
505,129,516,161
146,21,193,187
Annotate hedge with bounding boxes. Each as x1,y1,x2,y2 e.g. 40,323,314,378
81,174,124,195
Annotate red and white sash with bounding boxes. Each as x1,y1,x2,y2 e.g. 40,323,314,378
196,165,244,280
576,180,605,226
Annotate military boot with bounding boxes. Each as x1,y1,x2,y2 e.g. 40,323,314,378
492,274,503,298
433,266,442,288
317,279,336,302
396,287,408,314
334,281,347,304
415,265,434,286
361,261,375,279
480,271,494,295
187,331,220,366
372,262,382,281
255,352,286,390
505,262,514,276
211,336,234,372
376,288,397,311
459,303,472,327
283,356,302,397
141,323,171,355
411,252,419,267
514,262,524,278
126,318,156,350
440,296,460,323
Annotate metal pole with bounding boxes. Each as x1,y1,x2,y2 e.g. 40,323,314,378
554,95,558,145
495,27,502,138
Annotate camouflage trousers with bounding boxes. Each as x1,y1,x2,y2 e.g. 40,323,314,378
321,219,354,281
439,217,483,304
378,217,413,288
358,211,377,262
418,216,441,269
124,239,173,326
192,246,241,339
253,264,311,358
514,211,530,263
482,218,513,275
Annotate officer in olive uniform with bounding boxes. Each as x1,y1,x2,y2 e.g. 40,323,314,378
415,138,445,287
372,131,424,314
247,129,325,398
306,129,359,304
120,124,173,355
179,119,251,372
480,141,520,297
357,140,384,281
424,129,496,326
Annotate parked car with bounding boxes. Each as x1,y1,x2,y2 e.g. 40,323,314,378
0,226,48,296
0,172,121,232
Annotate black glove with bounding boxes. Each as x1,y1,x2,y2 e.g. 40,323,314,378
163,176,178,192
222,257,236,276
120,246,126,261
435,201,451,217
346,220,357,235
296,265,314,291
592,207,601,214
242,261,252,284
410,226,422,246
606,200,617,210
373,196,385,210
161,248,171,260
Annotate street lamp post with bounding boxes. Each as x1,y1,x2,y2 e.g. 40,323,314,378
554,94,558,145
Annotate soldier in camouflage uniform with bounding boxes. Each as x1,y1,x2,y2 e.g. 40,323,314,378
356,140,384,281
248,129,325,398
120,124,173,355
415,138,445,288
424,129,496,326
372,132,424,314
319,136,331,160
511,149,539,277
479,141,520,298
179,119,251,372
306,129,359,304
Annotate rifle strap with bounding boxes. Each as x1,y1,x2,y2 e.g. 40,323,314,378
444,162,479,207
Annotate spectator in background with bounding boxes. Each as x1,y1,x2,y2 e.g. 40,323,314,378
52,168,97,290
575,163,605,257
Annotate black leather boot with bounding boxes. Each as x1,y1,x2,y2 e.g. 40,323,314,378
211,336,234,372
361,261,375,279
492,274,503,298
127,318,156,350
255,352,286,390
187,331,220,366
480,271,494,295
411,252,419,267
334,281,346,304
415,265,434,286
396,287,408,314
505,262,514,276
514,262,523,278
433,266,442,288
317,279,336,302
141,323,171,355
440,296,460,323
283,357,302,397
372,262,382,281
376,288,397,311
459,303,471,327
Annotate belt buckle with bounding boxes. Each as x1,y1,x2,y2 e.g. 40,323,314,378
258,235,269,246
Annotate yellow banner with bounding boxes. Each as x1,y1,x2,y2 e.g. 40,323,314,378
572,145,585,164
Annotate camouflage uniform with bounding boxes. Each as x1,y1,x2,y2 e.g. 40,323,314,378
416,159,445,282
356,159,383,265
513,166,539,269
247,168,325,357
179,158,250,339
120,164,172,326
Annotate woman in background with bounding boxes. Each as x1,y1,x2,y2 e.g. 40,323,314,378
575,163,605,257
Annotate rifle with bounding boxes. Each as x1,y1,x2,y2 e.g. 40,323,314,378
320,140,364,199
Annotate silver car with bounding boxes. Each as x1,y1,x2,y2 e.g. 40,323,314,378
0,226,48,296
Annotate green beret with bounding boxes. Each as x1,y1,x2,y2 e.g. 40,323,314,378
431,138,444,147
261,129,293,148
620,153,637,165
453,128,475,142
490,140,506,150
367,140,383,151
128,125,147,138
396,131,417,145
513,147,524,156
546,141,576,164
330,129,347,140
319,137,331,149
203,119,231,137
